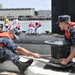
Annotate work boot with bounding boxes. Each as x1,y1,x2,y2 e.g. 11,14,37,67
15,59,33,73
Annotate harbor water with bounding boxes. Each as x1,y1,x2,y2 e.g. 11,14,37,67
0,20,52,33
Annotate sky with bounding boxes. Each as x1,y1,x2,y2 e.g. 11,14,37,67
0,0,51,10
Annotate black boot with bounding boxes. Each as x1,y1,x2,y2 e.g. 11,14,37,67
15,59,33,73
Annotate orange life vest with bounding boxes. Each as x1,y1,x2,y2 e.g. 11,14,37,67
65,22,75,39
0,32,12,46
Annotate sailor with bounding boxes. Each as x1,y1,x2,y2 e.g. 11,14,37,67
13,17,20,27
34,21,42,35
13,17,21,35
26,21,34,35
4,16,9,29
56,15,75,65
13,24,22,35
0,24,40,73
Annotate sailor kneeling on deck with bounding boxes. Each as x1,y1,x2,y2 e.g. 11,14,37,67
56,15,75,65
0,24,40,73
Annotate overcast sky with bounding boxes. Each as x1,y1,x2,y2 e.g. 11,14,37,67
0,0,51,10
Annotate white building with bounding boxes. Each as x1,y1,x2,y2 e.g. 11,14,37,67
0,8,35,19
0,5,51,20
38,10,51,18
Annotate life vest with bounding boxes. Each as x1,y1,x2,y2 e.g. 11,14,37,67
29,23,34,27
38,23,41,27
37,22,41,27
0,32,12,47
7,25,12,30
16,25,21,29
65,22,75,39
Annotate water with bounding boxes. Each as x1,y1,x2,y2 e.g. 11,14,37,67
0,20,52,33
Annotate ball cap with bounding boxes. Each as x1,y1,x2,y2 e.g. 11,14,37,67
56,15,71,24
